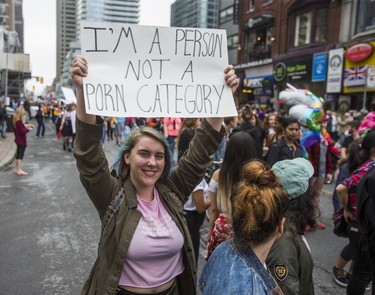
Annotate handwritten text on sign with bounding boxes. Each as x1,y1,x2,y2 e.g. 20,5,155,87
80,22,237,117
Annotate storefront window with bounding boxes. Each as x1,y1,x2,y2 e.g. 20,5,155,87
294,12,311,47
245,27,273,62
219,6,233,24
227,34,238,49
249,0,255,11
0,4,6,14
292,5,329,48
356,0,375,33
315,8,327,42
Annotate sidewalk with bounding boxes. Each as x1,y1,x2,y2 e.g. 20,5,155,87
0,132,16,170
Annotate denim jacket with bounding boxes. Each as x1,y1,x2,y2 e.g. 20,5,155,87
199,238,282,295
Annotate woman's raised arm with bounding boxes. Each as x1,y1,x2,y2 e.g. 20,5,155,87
71,55,96,124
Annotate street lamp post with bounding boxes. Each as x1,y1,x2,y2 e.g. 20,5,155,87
4,51,8,104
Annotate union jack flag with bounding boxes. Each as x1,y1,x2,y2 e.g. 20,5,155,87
344,65,368,86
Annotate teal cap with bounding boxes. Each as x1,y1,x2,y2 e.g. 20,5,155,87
272,158,314,199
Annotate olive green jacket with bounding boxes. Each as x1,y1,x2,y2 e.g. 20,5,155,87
74,117,224,295
266,233,314,295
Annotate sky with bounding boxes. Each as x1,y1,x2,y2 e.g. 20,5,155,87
23,0,175,93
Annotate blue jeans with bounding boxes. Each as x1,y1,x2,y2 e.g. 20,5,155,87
214,136,226,162
167,136,176,157
332,163,350,212
36,120,45,137
0,119,6,137
185,210,206,263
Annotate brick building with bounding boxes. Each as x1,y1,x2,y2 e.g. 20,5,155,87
235,0,342,109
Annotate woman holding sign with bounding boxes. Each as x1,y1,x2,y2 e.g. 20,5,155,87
70,55,239,295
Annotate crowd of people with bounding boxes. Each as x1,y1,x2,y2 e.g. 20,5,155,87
70,53,375,295
4,53,375,294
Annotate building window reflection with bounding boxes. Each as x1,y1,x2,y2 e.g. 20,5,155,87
244,26,274,62
293,7,327,47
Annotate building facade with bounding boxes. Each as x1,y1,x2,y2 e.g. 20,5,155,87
219,0,239,66
171,0,219,28
235,0,341,109
56,0,140,98
0,0,30,100
56,0,76,81
75,0,139,39
334,0,375,112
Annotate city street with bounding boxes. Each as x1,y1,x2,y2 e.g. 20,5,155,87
0,121,371,295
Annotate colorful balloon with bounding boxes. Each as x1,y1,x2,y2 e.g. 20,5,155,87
279,84,325,131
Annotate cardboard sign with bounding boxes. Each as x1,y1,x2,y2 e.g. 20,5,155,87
61,87,77,103
80,22,237,118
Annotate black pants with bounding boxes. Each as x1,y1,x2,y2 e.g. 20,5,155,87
16,145,26,160
347,223,372,295
185,210,206,264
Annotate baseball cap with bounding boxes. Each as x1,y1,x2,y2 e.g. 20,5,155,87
272,158,314,199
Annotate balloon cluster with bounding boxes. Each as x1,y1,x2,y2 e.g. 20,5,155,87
279,84,325,131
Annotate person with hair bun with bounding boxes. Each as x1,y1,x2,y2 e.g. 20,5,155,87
199,161,289,294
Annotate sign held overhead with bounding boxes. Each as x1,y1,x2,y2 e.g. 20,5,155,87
80,22,237,118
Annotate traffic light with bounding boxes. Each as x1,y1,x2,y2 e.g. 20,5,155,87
40,77,44,84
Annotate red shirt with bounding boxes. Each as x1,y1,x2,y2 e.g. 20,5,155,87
306,140,334,177
14,120,29,147
342,159,375,220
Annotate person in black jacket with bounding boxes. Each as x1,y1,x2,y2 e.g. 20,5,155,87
356,165,375,295
266,117,304,167
35,104,45,138
231,104,263,159
0,101,7,138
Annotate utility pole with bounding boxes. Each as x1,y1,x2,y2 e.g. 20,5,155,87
363,65,369,111
4,51,8,104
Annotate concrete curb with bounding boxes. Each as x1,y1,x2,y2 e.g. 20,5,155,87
0,146,16,170
0,134,16,170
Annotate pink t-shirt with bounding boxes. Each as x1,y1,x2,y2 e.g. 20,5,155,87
119,189,184,288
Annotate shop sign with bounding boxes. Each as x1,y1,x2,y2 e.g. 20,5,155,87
343,41,375,94
326,48,344,93
312,52,327,82
324,93,338,102
273,55,312,84
247,14,273,28
244,75,273,89
248,17,263,28
344,65,367,87
273,62,287,82
367,66,375,88
345,42,373,62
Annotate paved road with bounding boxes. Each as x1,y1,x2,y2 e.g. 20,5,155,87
0,121,371,294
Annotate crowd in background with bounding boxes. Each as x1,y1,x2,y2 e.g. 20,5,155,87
2,93,375,294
